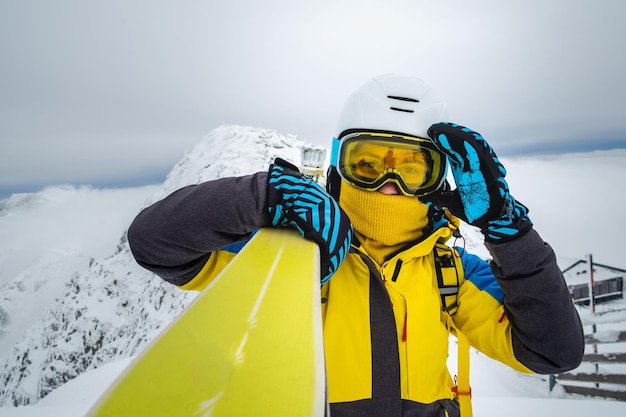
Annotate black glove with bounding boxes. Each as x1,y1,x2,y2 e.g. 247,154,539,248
267,158,353,283
424,123,532,242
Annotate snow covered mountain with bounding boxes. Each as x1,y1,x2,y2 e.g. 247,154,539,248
0,125,322,406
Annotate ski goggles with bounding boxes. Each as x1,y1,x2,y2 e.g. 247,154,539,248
334,131,447,197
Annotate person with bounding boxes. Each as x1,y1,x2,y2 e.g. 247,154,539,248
127,74,584,417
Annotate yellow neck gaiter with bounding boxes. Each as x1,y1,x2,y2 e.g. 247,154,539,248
339,182,430,265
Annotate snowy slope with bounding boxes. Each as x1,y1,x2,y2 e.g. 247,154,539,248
1,124,625,415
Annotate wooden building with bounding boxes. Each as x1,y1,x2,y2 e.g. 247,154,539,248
561,258,625,306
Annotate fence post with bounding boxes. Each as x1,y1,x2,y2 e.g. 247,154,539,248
588,254,596,314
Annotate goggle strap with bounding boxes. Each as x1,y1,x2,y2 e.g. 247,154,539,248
330,137,341,167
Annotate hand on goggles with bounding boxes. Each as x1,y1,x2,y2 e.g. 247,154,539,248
425,122,532,242
336,131,447,197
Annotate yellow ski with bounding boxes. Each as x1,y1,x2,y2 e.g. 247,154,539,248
86,228,325,417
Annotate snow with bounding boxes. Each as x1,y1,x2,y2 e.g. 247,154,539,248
0,358,132,417
0,185,160,285
1,124,626,415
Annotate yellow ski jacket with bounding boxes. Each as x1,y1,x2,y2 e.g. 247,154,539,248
319,223,530,415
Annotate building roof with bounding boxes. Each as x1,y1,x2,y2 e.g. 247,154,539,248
561,258,626,286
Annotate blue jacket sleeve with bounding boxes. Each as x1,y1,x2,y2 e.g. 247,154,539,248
458,249,504,305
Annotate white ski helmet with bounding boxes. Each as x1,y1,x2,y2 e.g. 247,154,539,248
327,74,448,198
335,74,447,141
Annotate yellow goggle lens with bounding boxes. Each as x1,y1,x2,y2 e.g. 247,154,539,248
337,132,445,196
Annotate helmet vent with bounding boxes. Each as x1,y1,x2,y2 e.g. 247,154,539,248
387,95,420,103
388,95,418,113
390,107,414,113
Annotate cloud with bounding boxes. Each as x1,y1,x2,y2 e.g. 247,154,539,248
1,0,626,197
503,149,626,268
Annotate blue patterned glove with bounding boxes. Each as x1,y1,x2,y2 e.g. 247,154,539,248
424,123,532,242
267,158,353,283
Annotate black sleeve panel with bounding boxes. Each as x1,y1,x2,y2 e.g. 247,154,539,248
127,172,270,285
486,228,585,374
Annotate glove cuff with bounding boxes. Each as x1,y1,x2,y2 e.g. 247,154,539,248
481,197,533,243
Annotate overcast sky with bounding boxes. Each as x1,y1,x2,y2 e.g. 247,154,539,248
2,0,626,198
